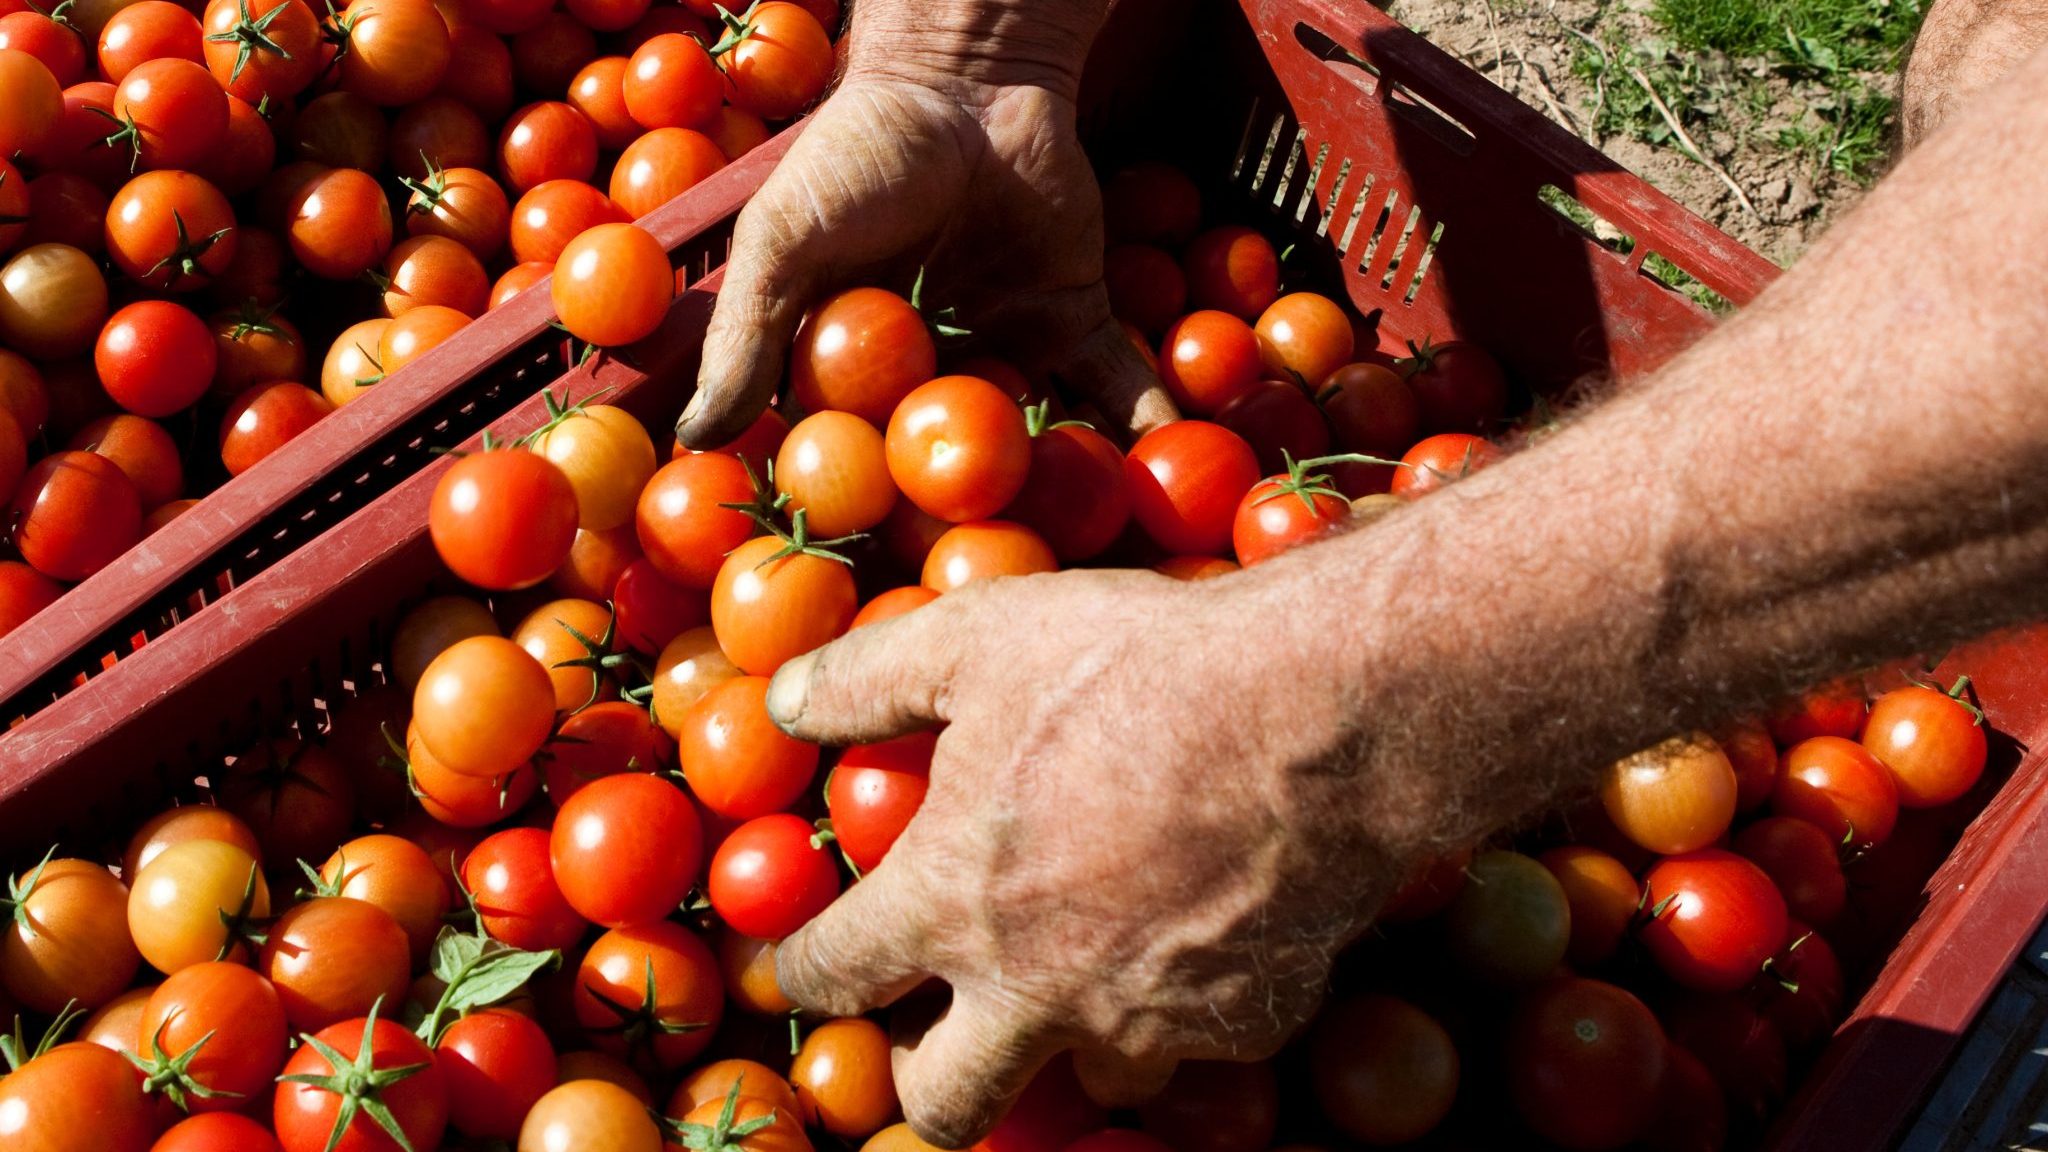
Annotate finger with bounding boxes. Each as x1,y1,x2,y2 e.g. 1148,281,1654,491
764,591,972,744
678,193,824,448
1072,1047,1179,1109
891,992,1054,1150
776,857,934,1018
1055,310,1179,443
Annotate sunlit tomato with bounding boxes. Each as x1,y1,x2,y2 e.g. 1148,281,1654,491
1,242,109,356
529,402,658,533
611,558,707,655
1445,850,1570,986
254,159,324,233
553,221,673,347
319,834,451,963
218,381,332,476
97,1,199,84
127,838,270,973
546,525,637,603
1308,995,1457,1145
1537,845,1638,967
287,90,388,171
381,235,489,318
1766,679,1867,745
789,287,934,425
678,676,818,820
1156,311,1262,416
670,1056,798,1117
827,732,933,873
429,450,579,590
1640,849,1787,992
1398,338,1508,434
1661,993,1788,1121
766,410,895,537
414,635,557,777
547,701,674,807
1507,978,1667,1150
1599,733,1738,855
520,1080,663,1151
1102,243,1186,336
509,9,595,95
850,585,937,630
1757,924,1843,1051
211,307,307,402
379,302,469,375
569,55,636,148
1125,421,1260,555
713,927,790,1015
651,626,743,740
492,260,551,309
673,1083,813,1152
439,1008,559,1140
136,961,288,1112
1252,293,1353,388
153,1113,285,1152
1773,735,1900,847
1733,816,1846,927
622,31,719,130
715,0,829,119
460,827,584,951
390,594,498,690
1862,681,1987,807
510,178,625,266
1717,716,1779,812
275,1011,448,1152
121,807,259,884
202,0,320,105
498,100,597,194
1230,469,1350,568
108,58,227,173
287,167,392,280
706,105,770,159
21,171,106,254
0,1042,158,1152
0,857,138,1014
611,126,725,219
0,560,58,638
67,414,181,510
790,1017,896,1139
574,920,724,1071
1180,225,1278,319
405,164,510,262
1389,432,1501,498
636,451,758,589
707,812,839,940
388,95,488,181
259,897,411,1031
9,450,141,580
333,0,448,104
0,48,61,161
552,773,702,928
0,11,78,84
34,81,122,191
512,597,614,712
885,375,1031,523
94,300,215,418
922,520,1056,591
711,533,857,676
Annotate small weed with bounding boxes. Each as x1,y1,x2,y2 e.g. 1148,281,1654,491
1778,79,1896,182
1652,0,1925,73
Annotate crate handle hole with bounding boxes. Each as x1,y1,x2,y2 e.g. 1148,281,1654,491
1538,184,1635,254
1292,22,1381,97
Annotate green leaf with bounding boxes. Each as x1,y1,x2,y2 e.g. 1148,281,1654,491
444,945,559,1013
428,926,487,983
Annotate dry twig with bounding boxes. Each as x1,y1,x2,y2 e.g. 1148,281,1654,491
1624,64,1761,218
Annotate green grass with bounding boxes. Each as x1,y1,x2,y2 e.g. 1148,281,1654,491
1537,185,1734,313
1777,81,1896,182
1652,0,1925,73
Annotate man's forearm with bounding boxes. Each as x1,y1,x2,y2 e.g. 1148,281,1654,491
1242,45,2048,859
1904,0,2048,145
840,0,1110,95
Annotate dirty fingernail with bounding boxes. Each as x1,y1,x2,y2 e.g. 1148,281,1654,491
766,653,815,727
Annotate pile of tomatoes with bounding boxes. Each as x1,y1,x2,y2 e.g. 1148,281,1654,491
0,160,1999,1152
0,0,839,643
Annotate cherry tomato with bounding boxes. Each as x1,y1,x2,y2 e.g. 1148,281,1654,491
623,31,719,130
573,920,723,1072
1157,311,1262,416
207,93,275,197
127,838,270,973
429,449,579,590
715,1,829,120
153,1113,286,1152
288,91,389,171
1506,978,1667,1150
508,9,594,95
1212,379,1332,479
0,10,81,85
274,1010,448,1152
712,927,790,1016
202,0,319,103
1660,993,1788,1121
671,1056,798,1116
0,1042,158,1152
710,533,857,676
1,857,139,1013
1773,735,1900,847
512,596,614,712
68,414,182,512
1862,681,1987,807
707,812,840,940
553,221,673,347
1231,469,1351,567
0,346,45,435
1389,432,1501,498
21,171,106,254
510,177,627,265
405,164,510,262
1,242,109,356
414,635,557,777
1733,816,1847,927
259,897,411,1031
1102,243,1186,336
218,736,356,864
0,561,65,638
636,449,758,589
791,1017,897,1139
678,675,819,820
546,700,675,806
1641,1047,1726,1152
211,306,307,402
379,302,469,373
438,1008,559,1139
319,834,451,963
851,585,939,630
1445,850,1570,986
95,299,216,417
498,100,597,194
618,2,709,49
922,519,1056,591
208,223,288,304
137,961,289,1112
9,450,141,580
1308,994,1457,1145
1378,845,1472,923
219,382,333,476
885,375,1031,523
1003,412,1129,562
790,287,934,425
827,732,933,873
1182,226,1278,319
570,55,637,148
390,594,498,690
1718,716,1780,812
1766,679,1867,745
458,827,584,951
0,49,62,162
465,0,549,35
706,105,770,159
613,556,709,655
1398,337,1508,434
1250,294,1351,389
611,126,725,219
768,410,896,537
552,523,642,601
528,402,658,533
1599,733,1738,855
651,626,742,740
389,95,489,181
287,167,392,280
1640,848,1788,992
1102,162,1200,246
381,234,489,317
109,58,227,173
333,0,448,104
98,1,199,84
1756,924,1843,1051
519,1080,664,1151
1536,845,1638,967
1124,421,1260,555
492,260,551,309
552,773,702,927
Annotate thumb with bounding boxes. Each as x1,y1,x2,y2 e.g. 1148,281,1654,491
764,591,970,745
1056,308,1179,444
678,193,823,448
1072,1047,1179,1109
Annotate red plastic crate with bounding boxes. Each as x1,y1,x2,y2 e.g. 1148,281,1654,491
3,0,2028,1146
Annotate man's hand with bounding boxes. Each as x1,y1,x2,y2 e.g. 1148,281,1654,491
676,1,1173,449
763,568,1409,1148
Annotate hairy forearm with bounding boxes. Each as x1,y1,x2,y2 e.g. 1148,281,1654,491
1903,0,2048,145
1234,45,2048,861
840,0,1110,93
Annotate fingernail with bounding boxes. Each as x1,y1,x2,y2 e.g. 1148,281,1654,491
676,388,706,435
766,652,815,728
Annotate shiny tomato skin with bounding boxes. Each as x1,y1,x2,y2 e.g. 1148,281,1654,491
127,838,271,974
922,519,1057,592
67,413,182,511
790,287,935,426
406,165,510,263
716,1,829,120
651,627,743,740
572,919,723,1071
1773,735,1900,847
1308,994,1458,1146
1389,432,1501,498
428,450,579,590
153,1113,285,1152
1005,420,1130,563
259,897,412,1032
622,31,718,130
0,1042,158,1152
286,168,392,281
96,300,216,417
612,126,725,220
0,48,62,163
319,833,452,963
885,375,1033,524
679,675,819,820
519,1079,664,1150
274,1014,448,1152
612,557,709,655
210,307,307,403
1232,477,1348,567
1506,978,1667,1151
1398,338,1508,434
0,11,84,85
9,450,141,580
827,732,934,873
1254,293,1354,387
218,382,333,477
463,828,586,951
1733,816,1847,927
1640,849,1789,993
509,178,627,266
710,533,857,676
138,961,290,1111
551,772,703,928
1766,680,1867,745
1599,734,1739,856
569,55,637,148
707,812,840,940
334,0,449,105
1,857,139,1014
202,0,320,104
436,1008,558,1139
791,1016,898,1139
381,234,489,318
0,241,108,356
1861,683,1988,807
670,1055,798,1116
98,2,201,85
412,635,556,781
111,58,228,173
497,100,597,195
1181,225,1278,319
636,451,758,589
1214,379,1333,478
1124,421,1260,556
851,585,938,629
546,700,675,806
774,410,899,538
552,221,672,348
491,260,550,309
0,560,63,637
1157,311,1263,416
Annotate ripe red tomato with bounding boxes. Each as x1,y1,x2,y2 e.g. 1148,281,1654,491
553,221,673,347
98,2,200,84
0,1042,158,1152
1757,924,1844,1051
611,125,725,218
789,1017,897,1139
1398,337,1508,433
1158,310,1263,415
1661,993,1788,1121
9,450,141,580
715,1,830,120
1717,716,1780,812
1231,467,1352,567
569,55,636,147
679,675,820,820
0,10,82,85
611,557,709,654
790,287,936,425
379,302,468,374
274,1010,448,1152
551,772,703,927
462,826,587,951
2,856,139,1014
884,374,1033,524
573,920,724,1072
1640,848,1788,992
1389,432,1502,498
637,451,759,588
333,0,449,104
382,234,489,318
95,300,215,417
412,635,555,780
710,532,857,676
109,58,227,173
436,1008,558,1140
509,177,626,265
1124,421,1260,555
317,834,451,963
23,171,108,256
105,170,238,292
1506,978,1667,1150
260,897,412,1031
202,0,320,103
1004,414,1130,562
68,414,181,511
827,731,933,872
623,31,719,130
0,49,61,162
707,812,840,940
1766,679,1867,745
153,1113,286,1152
1308,994,1458,1145
490,260,550,309
1214,379,1333,478
405,164,511,262
1773,735,1900,847
0,560,63,636
923,519,1057,591
1861,681,1987,807
497,99,597,194
388,95,490,181
1733,815,1846,927
508,9,596,95
1641,1047,1727,1152
219,382,332,477
429,449,578,590
287,167,392,280
1103,243,1187,336
1254,293,1354,387
1102,162,1200,246
775,410,900,537
548,700,675,803
286,91,389,171
1181,225,1278,318
210,305,306,401
138,961,289,1111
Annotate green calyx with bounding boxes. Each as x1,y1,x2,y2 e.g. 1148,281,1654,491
3,845,60,934
214,860,269,960
203,0,295,84
909,265,971,341
706,1,761,57
1249,451,1405,514
276,999,431,1152
661,1075,782,1152
141,209,233,287
1,1000,82,1072
128,1021,241,1114
581,955,711,1070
